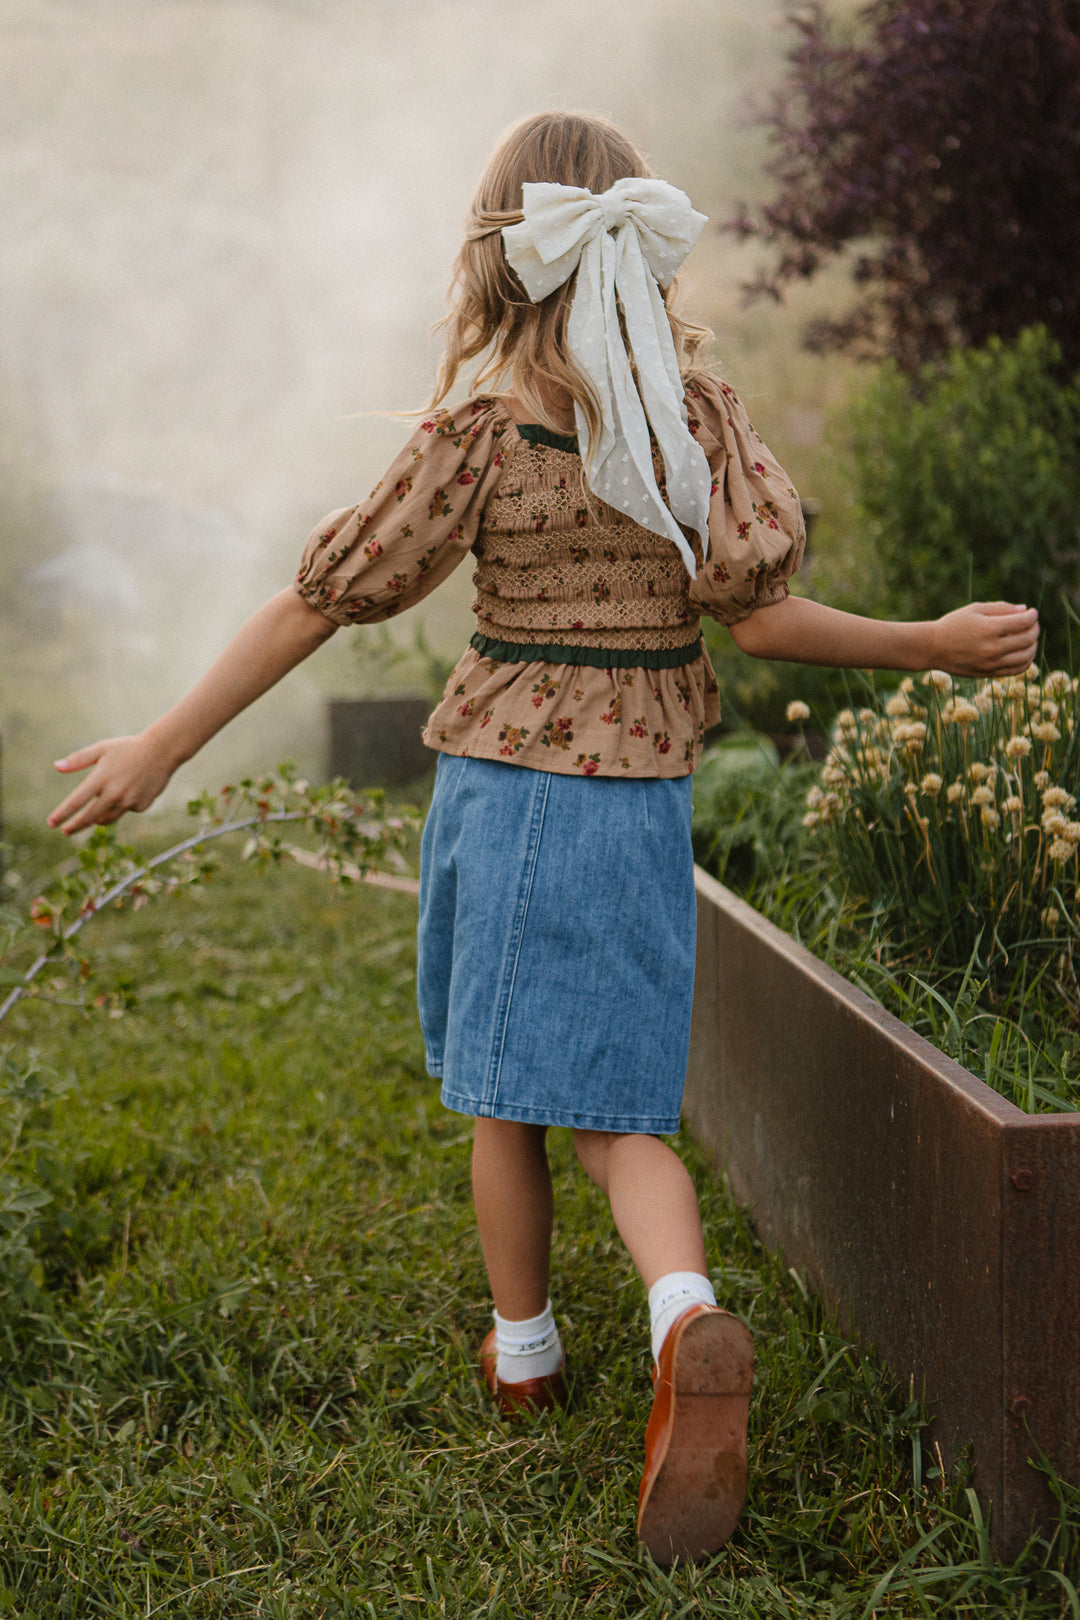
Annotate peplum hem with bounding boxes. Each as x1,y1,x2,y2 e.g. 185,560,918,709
422,645,721,778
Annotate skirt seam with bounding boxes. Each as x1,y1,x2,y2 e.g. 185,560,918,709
485,768,551,1112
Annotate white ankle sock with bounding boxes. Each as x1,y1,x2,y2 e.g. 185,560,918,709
493,1301,563,1384
648,1271,717,1364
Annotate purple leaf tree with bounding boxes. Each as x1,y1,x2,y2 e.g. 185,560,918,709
731,1,1080,369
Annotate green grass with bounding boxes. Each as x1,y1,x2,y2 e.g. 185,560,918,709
0,820,1077,1616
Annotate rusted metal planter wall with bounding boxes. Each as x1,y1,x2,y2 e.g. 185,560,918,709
684,867,1080,1559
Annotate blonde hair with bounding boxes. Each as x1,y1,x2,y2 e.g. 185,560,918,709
431,111,715,446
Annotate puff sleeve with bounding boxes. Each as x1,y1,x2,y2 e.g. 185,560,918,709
684,375,805,626
294,398,510,625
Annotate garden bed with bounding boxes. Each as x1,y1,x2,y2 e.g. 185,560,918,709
684,865,1080,1560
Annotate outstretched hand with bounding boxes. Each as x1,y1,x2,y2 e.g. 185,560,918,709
928,602,1040,678
47,735,175,836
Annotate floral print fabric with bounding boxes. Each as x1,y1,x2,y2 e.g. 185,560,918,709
293,377,804,778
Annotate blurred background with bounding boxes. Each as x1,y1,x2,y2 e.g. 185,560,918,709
0,0,860,819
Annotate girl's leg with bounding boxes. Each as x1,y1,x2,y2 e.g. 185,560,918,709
572,1129,706,1288
471,1118,553,1319
575,1128,753,1565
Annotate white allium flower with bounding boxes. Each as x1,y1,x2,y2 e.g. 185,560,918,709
1031,721,1061,744
1004,796,1024,815
980,806,1000,830
919,773,943,794
1064,821,1080,845
904,782,919,799
834,709,856,734
974,688,994,715
1042,906,1061,929
971,784,995,806
947,782,965,804
1044,670,1072,696
892,721,927,744
923,670,953,692
1048,839,1074,862
945,698,980,725
1043,811,1068,836
805,785,825,809
969,762,991,783
1004,736,1032,759
1034,770,1051,790
802,810,821,828
786,700,811,723
900,676,916,695
916,815,930,833
821,764,848,787
1042,699,1060,720
1042,786,1074,809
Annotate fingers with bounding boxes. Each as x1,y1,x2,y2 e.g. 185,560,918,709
48,775,116,835
52,739,113,774
46,736,142,833
972,600,1032,619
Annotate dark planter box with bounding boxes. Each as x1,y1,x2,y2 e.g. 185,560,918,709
684,867,1080,1558
328,698,434,790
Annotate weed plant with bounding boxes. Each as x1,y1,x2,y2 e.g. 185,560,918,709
0,822,1077,1614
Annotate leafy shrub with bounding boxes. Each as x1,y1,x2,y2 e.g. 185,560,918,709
691,732,816,891
840,327,1080,656
802,664,1080,1012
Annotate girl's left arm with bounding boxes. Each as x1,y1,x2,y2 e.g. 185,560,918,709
728,594,1040,678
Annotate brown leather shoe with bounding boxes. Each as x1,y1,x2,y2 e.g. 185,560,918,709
637,1304,754,1565
480,1327,567,1416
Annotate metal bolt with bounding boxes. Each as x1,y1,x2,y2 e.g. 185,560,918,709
1010,1167,1034,1192
1009,1395,1032,1418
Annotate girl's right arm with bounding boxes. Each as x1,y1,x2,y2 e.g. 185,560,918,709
47,588,337,836
728,594,1040,678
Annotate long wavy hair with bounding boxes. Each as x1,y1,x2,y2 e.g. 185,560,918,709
431,111,715,447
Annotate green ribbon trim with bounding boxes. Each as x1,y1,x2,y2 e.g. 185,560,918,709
470,632,702,671
514,423,580,455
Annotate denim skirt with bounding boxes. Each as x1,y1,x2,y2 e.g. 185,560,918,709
417,754,696,1134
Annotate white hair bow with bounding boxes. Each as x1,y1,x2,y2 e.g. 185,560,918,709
502,178,712,575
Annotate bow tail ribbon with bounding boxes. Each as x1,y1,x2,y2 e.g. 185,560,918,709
572,230,708,575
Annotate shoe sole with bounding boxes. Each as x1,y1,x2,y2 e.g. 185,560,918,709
637,1309,753,1566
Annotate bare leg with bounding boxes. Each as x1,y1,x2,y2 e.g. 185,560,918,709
573,1130,707,1289
471,1118,553,1319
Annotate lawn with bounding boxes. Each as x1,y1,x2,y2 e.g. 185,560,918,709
0,819,1077,1617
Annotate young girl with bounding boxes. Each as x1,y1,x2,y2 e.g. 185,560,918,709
48,111,1038,1565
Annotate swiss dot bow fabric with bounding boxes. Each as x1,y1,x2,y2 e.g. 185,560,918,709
501,179,712,577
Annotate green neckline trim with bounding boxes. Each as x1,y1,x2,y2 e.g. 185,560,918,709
514,423,580,455
470,632,702,671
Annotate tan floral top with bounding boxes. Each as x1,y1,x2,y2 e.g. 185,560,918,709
294,375,804,778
